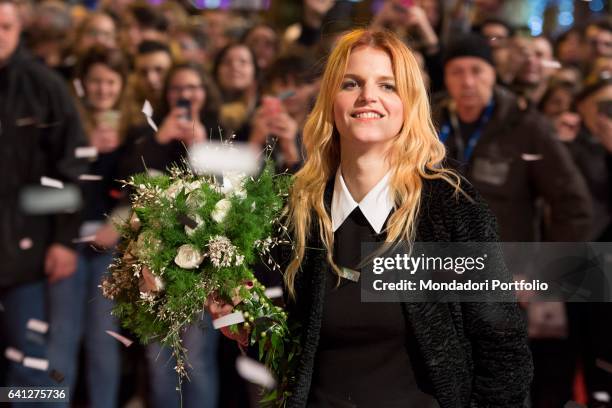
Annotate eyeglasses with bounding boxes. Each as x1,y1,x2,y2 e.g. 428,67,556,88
168,84,203,94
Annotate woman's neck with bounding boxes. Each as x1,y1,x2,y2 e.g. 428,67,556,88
340,149,390,203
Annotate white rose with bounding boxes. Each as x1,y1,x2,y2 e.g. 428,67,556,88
184,214,205,237
174,244,204,269
221,172,247,198
211,198,231,223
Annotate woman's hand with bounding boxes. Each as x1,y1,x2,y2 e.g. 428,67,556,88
404,6,439,54
207,293,249,347
94,223,120,249
269,112,300,168
90,125,120,154
156,107,206,146
249,105,273,148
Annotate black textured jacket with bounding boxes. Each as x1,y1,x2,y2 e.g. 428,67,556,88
0,46,88,288
285,177,533,408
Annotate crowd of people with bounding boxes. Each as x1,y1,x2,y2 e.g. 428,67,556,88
0,0,611,407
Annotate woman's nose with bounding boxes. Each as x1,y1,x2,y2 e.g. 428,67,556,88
358,83,377,104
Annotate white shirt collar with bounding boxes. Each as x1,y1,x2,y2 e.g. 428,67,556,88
331,168,394,234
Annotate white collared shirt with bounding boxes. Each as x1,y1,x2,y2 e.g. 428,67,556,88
331,169,394,234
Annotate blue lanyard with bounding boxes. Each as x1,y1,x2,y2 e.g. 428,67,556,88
439,100,495,162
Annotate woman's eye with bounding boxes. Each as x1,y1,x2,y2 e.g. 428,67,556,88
381,83,396,91
342,81,357,90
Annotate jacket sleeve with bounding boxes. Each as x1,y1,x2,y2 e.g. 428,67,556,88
42,75,89,248
526,114,593,241
454,182,533,407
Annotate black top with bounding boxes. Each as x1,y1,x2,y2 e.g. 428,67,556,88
308,207,436,407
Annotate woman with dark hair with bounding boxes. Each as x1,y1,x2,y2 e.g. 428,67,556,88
47,45,128,408
118,61,222,177
117,62,222,408
212,42,259,134
211,28,532,407
243,23,280,72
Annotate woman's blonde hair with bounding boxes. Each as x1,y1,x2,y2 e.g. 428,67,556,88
285,28,462,298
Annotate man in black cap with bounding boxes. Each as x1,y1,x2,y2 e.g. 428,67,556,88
433,32,592,242
433,33,593,407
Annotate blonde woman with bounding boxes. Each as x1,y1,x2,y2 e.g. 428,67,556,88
212,28,532,407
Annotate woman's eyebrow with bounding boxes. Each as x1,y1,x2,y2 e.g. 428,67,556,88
343,73,396,82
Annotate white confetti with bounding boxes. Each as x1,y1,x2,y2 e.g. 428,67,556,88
78,174,103,181
235,355,276,389
40,176,64,189
212,311,245,329
23,357,49,371
19,237,33,250
521,153,543,161
26,318,49,334
75,146,98,159
142,100,158,132
73,78,85,98
189,142,259,176
71,235,96,244
264,287,283,299
593,392,611,403
4,347,24,363
541,59,562,69
20,185,82,215
105,330,133,347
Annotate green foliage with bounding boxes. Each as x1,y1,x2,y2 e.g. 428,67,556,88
101,161,296,398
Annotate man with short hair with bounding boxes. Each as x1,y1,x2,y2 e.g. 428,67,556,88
0,0,87,392
122,40,173,131
121,2,168,57
475,18,514,83
585,20,612,61
512,35,557,105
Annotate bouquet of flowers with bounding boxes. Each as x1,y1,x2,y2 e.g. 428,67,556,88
100,159,293,383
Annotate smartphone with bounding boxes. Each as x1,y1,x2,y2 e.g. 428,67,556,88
597,100,612,119
176,98,192,121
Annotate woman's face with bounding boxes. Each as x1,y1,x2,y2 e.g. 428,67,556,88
217,45,256,93
167,68,207,116
542,87,572,118
84,63,123,111
333,46,404,149
245,26,277,70
79,14,117,52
